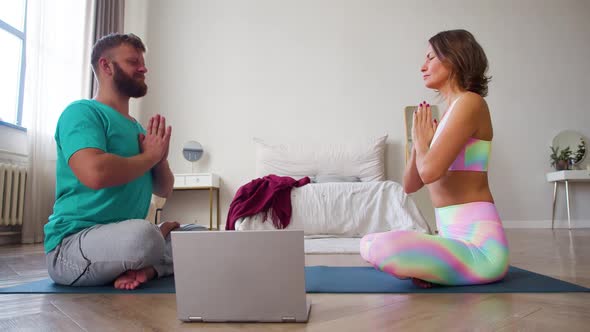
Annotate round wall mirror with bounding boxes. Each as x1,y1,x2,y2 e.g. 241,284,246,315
552,130,586,165
182,141,204,162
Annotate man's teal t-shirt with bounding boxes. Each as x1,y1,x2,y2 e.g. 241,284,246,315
44,100,153,253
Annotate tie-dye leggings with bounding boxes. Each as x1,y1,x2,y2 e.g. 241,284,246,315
360,201,509,285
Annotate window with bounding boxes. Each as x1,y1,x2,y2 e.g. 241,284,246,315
0,0,27,130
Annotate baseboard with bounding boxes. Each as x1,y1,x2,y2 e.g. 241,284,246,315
502,219,590,229
0,234,21,245
0,225,23,245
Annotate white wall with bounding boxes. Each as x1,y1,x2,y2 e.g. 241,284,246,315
125,0,590,229
0,127,28,158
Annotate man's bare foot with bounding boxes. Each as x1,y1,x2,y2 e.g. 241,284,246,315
412,278,434,289
114,267,157,290
159,221,180,238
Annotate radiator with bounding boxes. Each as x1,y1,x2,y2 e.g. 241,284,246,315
0,164,27,226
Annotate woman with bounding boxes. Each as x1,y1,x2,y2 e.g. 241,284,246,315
360,29,509,287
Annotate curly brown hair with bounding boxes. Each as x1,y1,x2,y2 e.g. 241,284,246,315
91,33,146,73
429,29,491,97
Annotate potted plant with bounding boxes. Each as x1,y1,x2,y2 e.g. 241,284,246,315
574,137,586,164
549,146,572,170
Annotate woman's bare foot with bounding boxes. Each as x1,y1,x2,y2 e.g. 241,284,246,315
114,267,156,290
159,221,180,238
412,278,434,289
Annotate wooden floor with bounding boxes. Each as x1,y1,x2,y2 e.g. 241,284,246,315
0,229,589,331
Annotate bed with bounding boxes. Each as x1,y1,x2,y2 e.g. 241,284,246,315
234,135,432,253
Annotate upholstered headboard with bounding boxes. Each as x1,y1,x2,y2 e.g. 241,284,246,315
253,135,388,182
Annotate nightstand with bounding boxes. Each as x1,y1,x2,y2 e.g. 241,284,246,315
546,170,590,229
173,173,220,230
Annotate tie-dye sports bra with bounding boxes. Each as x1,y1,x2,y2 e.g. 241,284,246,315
430,96,491,172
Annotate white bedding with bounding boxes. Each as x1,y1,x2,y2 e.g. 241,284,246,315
304,237,361,254
234,180,431,236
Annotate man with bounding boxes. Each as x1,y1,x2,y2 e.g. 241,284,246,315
45,33,179,290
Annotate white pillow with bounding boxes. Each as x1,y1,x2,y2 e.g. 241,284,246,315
254,135,387,182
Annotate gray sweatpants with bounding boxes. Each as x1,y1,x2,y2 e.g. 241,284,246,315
46,219,205,286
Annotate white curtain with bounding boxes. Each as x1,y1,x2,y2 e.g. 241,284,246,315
91,0,126,96
21,0,96,243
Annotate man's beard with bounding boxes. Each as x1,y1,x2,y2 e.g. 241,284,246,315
112,62,148,98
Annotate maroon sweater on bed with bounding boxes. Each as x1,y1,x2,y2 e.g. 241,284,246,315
225,175,311,230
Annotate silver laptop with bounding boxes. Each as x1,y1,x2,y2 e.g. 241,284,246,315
171,230,311,323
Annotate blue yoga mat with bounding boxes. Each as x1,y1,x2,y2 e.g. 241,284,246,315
0,266,587,294
305,266,589,293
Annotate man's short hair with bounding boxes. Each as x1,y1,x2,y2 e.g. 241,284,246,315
91,33,146,73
